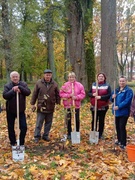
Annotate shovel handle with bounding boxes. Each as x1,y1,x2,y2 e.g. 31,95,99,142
72,83,76,132
94,81,98,131
16,91,20,145
113,81,116,116
113,81,116,147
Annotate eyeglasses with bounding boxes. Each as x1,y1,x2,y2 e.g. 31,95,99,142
98,76,104,78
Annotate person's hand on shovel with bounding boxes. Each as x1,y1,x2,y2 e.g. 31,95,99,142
31,105,36,112
113,106,119,110
95,96,101,100
70,93,76,100
112,94,116,99
12,86,21,93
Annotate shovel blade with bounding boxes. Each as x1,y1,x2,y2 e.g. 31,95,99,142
89,131,99,144
12,145,25,161
71,131,80,144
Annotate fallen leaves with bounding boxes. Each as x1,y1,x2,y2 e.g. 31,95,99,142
0,101,135,179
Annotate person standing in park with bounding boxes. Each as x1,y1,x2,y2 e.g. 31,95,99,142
88,73,111,139
110,75,133,149
3,71,31,146
130,94,135,122
59,72,85,139
30,69,60,143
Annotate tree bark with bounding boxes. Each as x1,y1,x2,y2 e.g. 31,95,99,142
66,0,87,88
1,0,12,82
101,0,117,88
45,5,56,80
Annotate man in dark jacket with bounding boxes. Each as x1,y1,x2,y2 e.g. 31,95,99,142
3,71,31,146
31,69,60,143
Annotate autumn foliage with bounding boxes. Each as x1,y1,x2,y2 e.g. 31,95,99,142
0,96,135,179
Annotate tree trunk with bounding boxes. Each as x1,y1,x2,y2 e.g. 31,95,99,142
129,45,135,81
66,0,87,88
0,60,3,79
1,0,12,82
45,6,56,81
85,0,95,90
101,0,117,88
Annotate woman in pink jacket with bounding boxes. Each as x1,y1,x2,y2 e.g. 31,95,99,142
60,72,85,139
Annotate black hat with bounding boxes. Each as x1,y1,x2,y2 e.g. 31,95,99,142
44,69,52,74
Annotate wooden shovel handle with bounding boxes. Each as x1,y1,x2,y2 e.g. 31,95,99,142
94,81,98,131
16,91,20,144
113,81,116,116
113,81,116,146
72,83,76,132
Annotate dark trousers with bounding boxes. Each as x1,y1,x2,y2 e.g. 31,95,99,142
115,116,128,146
34,112,53,138
91,109,107,138
66,108,80,135
6,111,27,145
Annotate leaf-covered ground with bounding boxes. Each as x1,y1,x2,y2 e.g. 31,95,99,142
0,98,135,180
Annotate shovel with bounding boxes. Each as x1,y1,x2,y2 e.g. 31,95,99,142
89,81,99,144
12,91,25,161
61,108,68,142
113,81,116,150
71,83,80,144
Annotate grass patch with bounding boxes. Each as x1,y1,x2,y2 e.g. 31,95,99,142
129,173,135,179
71,154,80,159
80,162,89,168
24,169,33,180
50,161,58,169
80,171,87,178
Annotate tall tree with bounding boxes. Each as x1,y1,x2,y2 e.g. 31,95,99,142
44,1,56,80
1,0,12,82
84,0,95,90
101,0,117,88
116,0,135,80
65,0,87,88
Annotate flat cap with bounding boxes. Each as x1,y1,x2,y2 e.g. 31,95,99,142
44,69,52,74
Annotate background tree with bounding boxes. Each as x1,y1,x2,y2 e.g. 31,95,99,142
85,0,96,90
65,0,87,88
0,0,134,86
1,0,12,82
116,0,135,80
44,1,56,80
101,0,117,88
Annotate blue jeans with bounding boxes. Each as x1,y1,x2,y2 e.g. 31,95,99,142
6,111,27,145
34,112,53,138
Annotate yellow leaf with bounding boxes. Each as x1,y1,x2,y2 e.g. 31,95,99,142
1,176,9,179
0,158,5,164
14,168,24,177
29,165,37,172
65,140,69,146
89,176,96,180
40,169,49,177
54,155,61,160
8,172,18,180
64,173,73,180
109,160,119,164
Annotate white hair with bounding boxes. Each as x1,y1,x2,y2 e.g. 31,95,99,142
10,71,20,78
68,72,76,78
